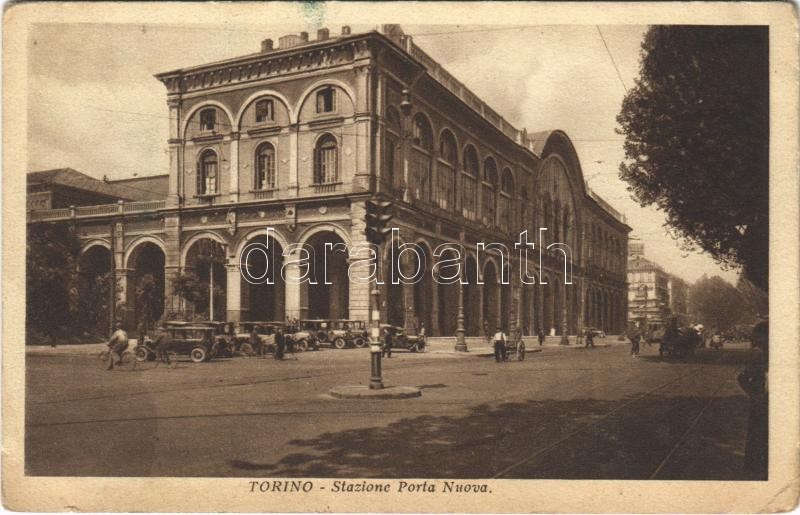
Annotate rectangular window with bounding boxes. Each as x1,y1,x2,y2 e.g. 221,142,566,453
255,99,274,123
316,88,336,114
200,109,216,132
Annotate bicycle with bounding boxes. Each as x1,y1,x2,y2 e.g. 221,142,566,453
97,348,137,371
134,343,178,369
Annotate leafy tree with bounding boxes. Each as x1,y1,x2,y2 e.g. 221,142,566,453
26,224,80,342
617,26,769,292
171,272,224,320
135,273,163,333
688,275,745,331
736,275,769,322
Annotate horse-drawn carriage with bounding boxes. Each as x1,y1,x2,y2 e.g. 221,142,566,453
659,316,702,359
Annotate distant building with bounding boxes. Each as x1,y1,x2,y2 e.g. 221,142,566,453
627,243,692,335
627,245,671,333
27,168,168,210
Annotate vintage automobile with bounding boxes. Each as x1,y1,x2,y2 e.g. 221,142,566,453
380,324,426,353
234,321,319,353
301,319,368,349
136,322,220,363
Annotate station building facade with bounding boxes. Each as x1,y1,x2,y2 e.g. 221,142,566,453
27,25,630,340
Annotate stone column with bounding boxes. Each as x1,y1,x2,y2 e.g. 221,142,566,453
229,132,240,203
226,261,242,323
348,202,371,324
283,259,302,321
288,127,299,193
167,98,182,208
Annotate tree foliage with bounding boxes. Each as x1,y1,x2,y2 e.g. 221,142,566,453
135,273,163,331
617,26,769,291
688,275,746,331
26,224,80,341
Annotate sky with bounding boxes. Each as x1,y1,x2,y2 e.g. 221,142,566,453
27,22,740,285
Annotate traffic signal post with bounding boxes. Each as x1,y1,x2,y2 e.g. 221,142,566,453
365,196,394,390
328,196,420,399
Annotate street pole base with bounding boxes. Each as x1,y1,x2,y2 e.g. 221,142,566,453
369,379,384,390
559,336,570,345
454,343,468,352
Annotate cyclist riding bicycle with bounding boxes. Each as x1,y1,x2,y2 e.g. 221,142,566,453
107,323,129,367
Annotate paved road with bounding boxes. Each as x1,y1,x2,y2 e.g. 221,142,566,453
26,341,754,478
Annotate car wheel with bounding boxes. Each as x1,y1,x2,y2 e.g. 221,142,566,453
190,347,207,363
353,337,367,348
296,339,309,352
134,347,150,362
333,337,346,350
239,343,255,357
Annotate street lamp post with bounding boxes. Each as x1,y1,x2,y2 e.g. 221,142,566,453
455,277,467,352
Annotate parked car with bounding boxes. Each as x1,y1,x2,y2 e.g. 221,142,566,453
234,321,319,353
301,319,368,349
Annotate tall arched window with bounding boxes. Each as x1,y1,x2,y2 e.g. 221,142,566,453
461,145,479,221
385,106,401,191
254,142,276,190
410,113,433,201
482,157,498,227
435,129,457,210
314,134,338,184
542,196,552,245
520,187,528,234
197,149,218,195
499,168,514,232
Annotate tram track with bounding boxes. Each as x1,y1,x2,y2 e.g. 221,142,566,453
491,366,728,479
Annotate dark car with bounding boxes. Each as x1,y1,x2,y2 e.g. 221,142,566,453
137,322,219,363
380,324,426,353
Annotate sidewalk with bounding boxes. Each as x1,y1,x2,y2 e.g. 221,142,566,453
425,335,629,354
26,341,139,356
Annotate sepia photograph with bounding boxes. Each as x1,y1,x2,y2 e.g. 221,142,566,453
4,2,798,512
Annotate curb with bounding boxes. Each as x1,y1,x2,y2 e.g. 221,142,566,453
329,385,422,399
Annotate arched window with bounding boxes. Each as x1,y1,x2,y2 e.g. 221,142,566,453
482,157,498,227
197,149,218,195
255,142,276,190
461,145,479,221
314,134,338,184
409,113,432,201
385,106,401,191
499,168,514,232
542,196,552,245
562,207,570,243
520,187,529,233
435,129,457,210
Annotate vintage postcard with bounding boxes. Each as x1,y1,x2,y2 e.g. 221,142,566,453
3,2,798,512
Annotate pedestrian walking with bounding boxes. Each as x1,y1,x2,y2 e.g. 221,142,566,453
493,326,507,363
537,328,545,346
630,332,640,357
585,329,595,348
382,327,393,358
577,326,584,346
274,329,285,360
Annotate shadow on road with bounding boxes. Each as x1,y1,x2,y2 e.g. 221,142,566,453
229,391,752,480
